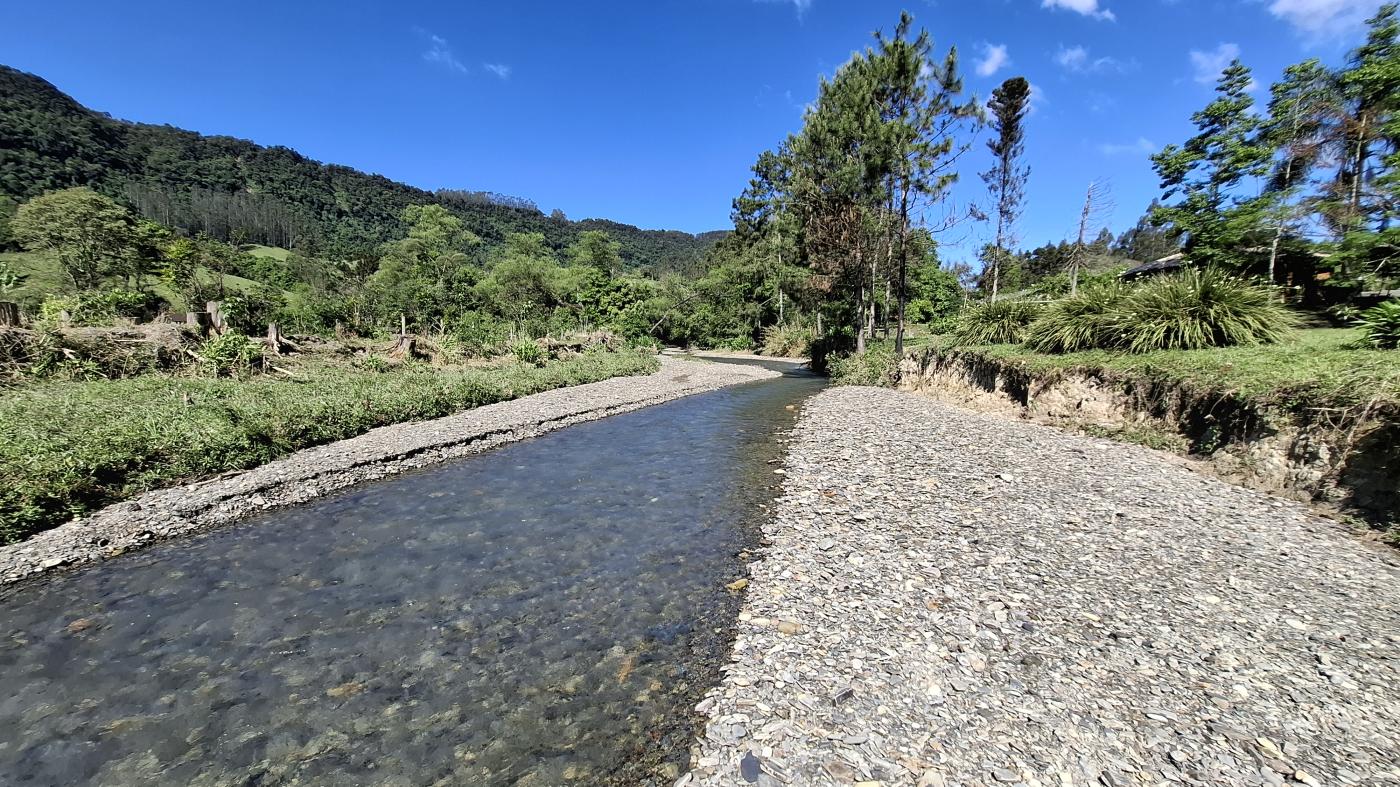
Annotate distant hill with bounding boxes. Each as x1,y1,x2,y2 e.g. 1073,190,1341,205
0,65,722,271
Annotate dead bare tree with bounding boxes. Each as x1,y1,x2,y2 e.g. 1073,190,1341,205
1068,180,1114,295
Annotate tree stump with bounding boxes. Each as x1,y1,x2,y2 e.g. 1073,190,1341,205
265,322,298,355
186,311,212,336
206,301,228,335
388,333,418,359
0,302,19,328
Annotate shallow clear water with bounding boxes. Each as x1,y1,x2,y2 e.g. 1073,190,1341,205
0,363,823,786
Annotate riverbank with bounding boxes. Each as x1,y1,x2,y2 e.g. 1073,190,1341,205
0,356,778,586
894,331,1400,535
687,386,1400,786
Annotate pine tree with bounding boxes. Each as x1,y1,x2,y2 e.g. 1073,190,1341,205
980,77,1032,302
1151,60,1273,267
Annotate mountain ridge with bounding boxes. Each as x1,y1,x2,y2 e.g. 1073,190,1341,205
0,65,722,271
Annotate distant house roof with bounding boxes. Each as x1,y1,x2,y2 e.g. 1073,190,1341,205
1121,252,1185,279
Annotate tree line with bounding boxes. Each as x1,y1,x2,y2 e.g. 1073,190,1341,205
0,65,716,272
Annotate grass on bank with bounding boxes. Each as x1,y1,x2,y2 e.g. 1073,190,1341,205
960,328,1400,409
0,350,659,544
834,327,1400,411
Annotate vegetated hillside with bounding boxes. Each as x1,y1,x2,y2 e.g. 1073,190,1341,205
0,65,720,271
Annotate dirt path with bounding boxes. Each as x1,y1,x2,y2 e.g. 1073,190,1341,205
688,386,1400,787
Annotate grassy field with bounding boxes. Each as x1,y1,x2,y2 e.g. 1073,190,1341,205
0,350,659,544
1,249,282,312
943,328,1400,409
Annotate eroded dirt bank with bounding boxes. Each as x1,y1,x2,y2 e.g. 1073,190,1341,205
0,357,778,586
687,386,1399,786
898,347,1400,527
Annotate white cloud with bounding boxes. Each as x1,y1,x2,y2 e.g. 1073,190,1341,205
1099,137,1157,156
1189,42,1245,85
1054,44,1131,74
1265,0,1386,38
423,33,468,74
975,43,1011,77
483,63,512,79
1041,0,1116,21
757,0,812,18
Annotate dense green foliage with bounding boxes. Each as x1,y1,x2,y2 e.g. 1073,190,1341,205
0,65,715,270
1148,5,1400,298
1358,300,1400,349
828,342,898,387
0,350,657,543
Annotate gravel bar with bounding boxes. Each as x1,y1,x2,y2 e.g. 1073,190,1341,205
0,356,778,586
688,386,1400,787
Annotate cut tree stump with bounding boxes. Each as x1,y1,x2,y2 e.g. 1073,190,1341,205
206,301,228,335
0,302,19,327
388,334,418,359
186,311,212,336
265,323,298,355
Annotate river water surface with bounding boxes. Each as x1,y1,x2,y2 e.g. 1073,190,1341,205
0,360,822,786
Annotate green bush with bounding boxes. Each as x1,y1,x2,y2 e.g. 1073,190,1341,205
511,338,544,366
828,345,898,387
1112,268,1295,353
197,332,264,377
761,322,813,358
1024,283,1126,353
0,350,659,543
1358,301,1400,349
953,299,1044,345
38,289,164,327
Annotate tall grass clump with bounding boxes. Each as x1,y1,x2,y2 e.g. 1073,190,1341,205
1024,283,1126,353
1112,267,1296,353
1357,301,1400,349
761,322,814,358
953,299,1044,345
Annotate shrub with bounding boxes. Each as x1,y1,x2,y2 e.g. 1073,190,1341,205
808,332,855,375
1112,268,1295,353
953,299,1044,345
1024,283,1126,353
197,332,264,377
828,346,898,387
38,289,163,327
1358,301,1400,349
761,322,813,358
511,338,544,366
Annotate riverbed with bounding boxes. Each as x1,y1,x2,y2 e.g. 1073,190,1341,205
0,361,823,786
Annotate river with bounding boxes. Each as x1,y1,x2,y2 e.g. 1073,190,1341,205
0,360,823,786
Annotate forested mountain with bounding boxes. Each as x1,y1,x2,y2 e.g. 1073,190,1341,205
0,65,718,271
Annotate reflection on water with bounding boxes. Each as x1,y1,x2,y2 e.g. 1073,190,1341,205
0,363,823,786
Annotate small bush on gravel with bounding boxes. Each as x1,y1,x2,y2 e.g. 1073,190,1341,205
954,299,1044,345
0,349,659,544
1357,301,1400,349
1024,283,1126,353
829,346,898,387
1112,268,1295,353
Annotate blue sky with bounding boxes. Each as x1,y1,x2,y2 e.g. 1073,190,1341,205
0,0,1388,262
